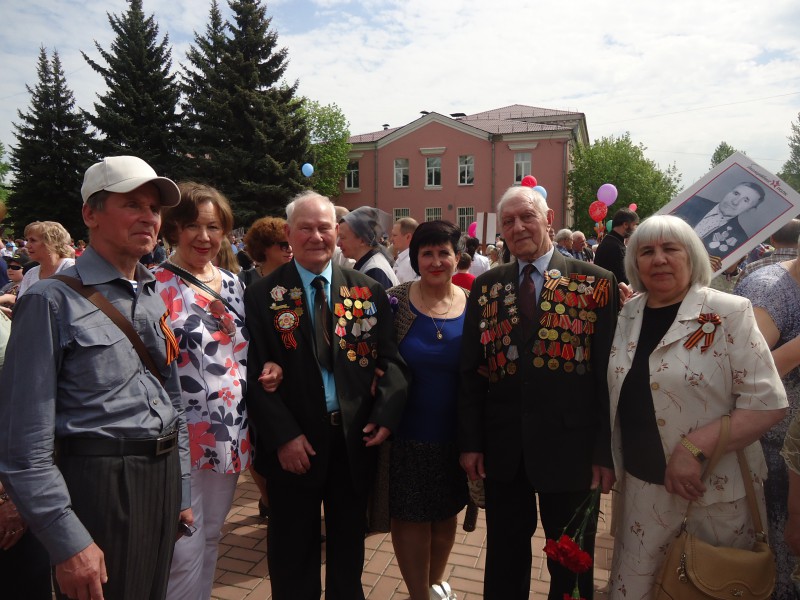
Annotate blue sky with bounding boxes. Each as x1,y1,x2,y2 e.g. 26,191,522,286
3,0,800,188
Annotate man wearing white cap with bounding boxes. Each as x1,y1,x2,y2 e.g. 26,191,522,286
0,156,192,600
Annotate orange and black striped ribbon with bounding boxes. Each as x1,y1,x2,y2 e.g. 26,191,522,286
159,310,180,365
683,314,721,353
592,279,610,307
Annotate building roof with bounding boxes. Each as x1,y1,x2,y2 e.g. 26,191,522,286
349,104,586,143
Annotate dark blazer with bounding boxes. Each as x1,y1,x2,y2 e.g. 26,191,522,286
593,229,627,284
672,195,749,258
458,251,617,493
244,260,407,495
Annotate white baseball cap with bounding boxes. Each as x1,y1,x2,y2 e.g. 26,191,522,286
81,156,181,206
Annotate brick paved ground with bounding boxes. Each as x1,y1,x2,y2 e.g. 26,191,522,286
212,472,614,599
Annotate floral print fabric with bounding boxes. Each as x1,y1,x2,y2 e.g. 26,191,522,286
154,267,251,474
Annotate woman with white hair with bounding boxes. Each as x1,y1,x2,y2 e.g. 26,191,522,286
606,215,787,599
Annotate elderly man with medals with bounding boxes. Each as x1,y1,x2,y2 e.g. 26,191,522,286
459,185,619,600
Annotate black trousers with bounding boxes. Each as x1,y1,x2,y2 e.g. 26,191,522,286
484,462,599,600
266,425,370,600
0,529,52,599
54,450,181,600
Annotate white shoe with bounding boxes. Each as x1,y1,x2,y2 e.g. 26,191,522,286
439,581,457,599
429,584,447,600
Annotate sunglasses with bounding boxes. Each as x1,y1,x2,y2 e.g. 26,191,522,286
277,242,291,252
208,299,236,338
7,265,22,271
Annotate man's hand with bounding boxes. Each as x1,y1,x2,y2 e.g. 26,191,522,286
370,367,385,397
709,255,722,273
590,465,616,494
459,452,486,481
55,543,108,600
258,361,283,392
362,423,390,447
0,498,26,550
277,435,316,474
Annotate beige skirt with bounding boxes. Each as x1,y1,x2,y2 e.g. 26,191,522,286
608,472,765,600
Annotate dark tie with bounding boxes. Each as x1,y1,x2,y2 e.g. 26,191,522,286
311,276,333,371
519,263,537,325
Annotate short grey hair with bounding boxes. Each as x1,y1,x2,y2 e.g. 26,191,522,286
625,215,712,292
497,185,548,219
285,190,335,224
554,228,573,243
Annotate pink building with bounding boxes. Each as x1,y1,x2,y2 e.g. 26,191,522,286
339,104,589,232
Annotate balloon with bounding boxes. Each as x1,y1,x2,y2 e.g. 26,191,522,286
467,222,477,237
532,185,547,199
588,200,608,223
629,203,637,211
520,175,537,188
597,183,618,206
606,219,613,231
301,163,314,177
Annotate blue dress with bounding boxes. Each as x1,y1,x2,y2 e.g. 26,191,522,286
389,304,469,521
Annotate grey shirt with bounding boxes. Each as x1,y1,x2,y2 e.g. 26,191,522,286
0,246,190,564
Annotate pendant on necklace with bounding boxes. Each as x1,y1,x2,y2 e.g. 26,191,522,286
436,331,443,340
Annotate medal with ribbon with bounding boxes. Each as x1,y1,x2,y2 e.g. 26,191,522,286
684,313,721,353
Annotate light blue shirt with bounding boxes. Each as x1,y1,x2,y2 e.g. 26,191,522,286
517,246,555,303
295,261,339,412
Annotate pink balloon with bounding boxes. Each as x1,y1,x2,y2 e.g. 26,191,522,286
628,203,637,211
597,183,618,206
467,222,477,237
520,175,537,188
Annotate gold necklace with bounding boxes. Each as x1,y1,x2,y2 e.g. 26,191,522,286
167,258,217,284
419,283,454,340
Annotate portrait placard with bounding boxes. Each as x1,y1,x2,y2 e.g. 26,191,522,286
657,152,800,274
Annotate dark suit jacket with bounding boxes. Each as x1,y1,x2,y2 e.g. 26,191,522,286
458,252,617,493
593,229,627,284
672,195,749,258
244,261,407,495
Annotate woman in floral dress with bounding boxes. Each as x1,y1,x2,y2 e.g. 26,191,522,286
606,215,787,600
154,182,251,600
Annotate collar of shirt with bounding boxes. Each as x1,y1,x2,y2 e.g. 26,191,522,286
74,246,155,289
295,260,333,313
694,205,731,239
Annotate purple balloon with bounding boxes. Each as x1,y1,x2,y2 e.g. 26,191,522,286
597,183,618,206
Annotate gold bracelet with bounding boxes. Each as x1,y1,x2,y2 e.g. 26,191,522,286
680,436,707,463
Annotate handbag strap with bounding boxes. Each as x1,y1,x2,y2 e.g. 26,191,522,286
52,275,166,387
737,447,767,540
160,261,243,321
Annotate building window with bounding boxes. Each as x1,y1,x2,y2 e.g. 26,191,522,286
345,160,359,190
425,207,442,222
426,157,441,187
394,159,409,188
457,207,475,232
393,208,410,221
458,155,474,185
514,152,532,183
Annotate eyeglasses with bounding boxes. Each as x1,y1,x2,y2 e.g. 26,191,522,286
208,299,236,338
278,241,291,252
7,265,22,271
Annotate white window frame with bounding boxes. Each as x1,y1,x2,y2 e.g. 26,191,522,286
345,160,359,190
425,157,442,188
458,155,474,185
393,208,410,221
456,207,474,232
394,158,409,188
514,152,532,183
425,207,442,222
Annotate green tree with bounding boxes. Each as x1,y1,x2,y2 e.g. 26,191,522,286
710,141,742,169
778,113,800,192
0,142,10,204
10,48,92,238
568,133,682,235
300,100,351,199
182,0,309,224
83,0,182,177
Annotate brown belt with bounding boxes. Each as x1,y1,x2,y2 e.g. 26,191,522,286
326,411,342,426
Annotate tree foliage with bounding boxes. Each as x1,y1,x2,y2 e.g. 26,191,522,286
300,100,351,199
10,48,92,238
778,113,800,193
710,141,742,169
82,0,182,178
182,0,310,225
568,133,682,235
0,142,10,205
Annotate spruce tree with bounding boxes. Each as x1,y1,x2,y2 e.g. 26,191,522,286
10,48,92,238
183,0,310,224
83,0,182,178
779,114,800,193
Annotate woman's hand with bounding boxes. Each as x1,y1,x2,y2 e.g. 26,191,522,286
664,442,706,501
258,361,283,392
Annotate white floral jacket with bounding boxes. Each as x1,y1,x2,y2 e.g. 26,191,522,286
608,284,787,505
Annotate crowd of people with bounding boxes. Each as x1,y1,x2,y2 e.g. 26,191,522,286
0,153,799,600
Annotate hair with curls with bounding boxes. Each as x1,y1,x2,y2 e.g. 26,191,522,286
24,221,73,258
244,217,288,263
159,182,234,246
409,220,464,275
624,214,712,292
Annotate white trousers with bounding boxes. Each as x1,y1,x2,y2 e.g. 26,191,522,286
166,470,240,600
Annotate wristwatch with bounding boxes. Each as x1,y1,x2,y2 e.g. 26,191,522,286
680,436,707,463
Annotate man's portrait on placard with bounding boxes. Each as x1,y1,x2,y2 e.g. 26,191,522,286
669,164,792,260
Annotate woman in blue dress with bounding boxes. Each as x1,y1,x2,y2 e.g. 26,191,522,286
388,221,469,600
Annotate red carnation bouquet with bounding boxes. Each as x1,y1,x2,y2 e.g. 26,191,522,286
543,487,601,600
